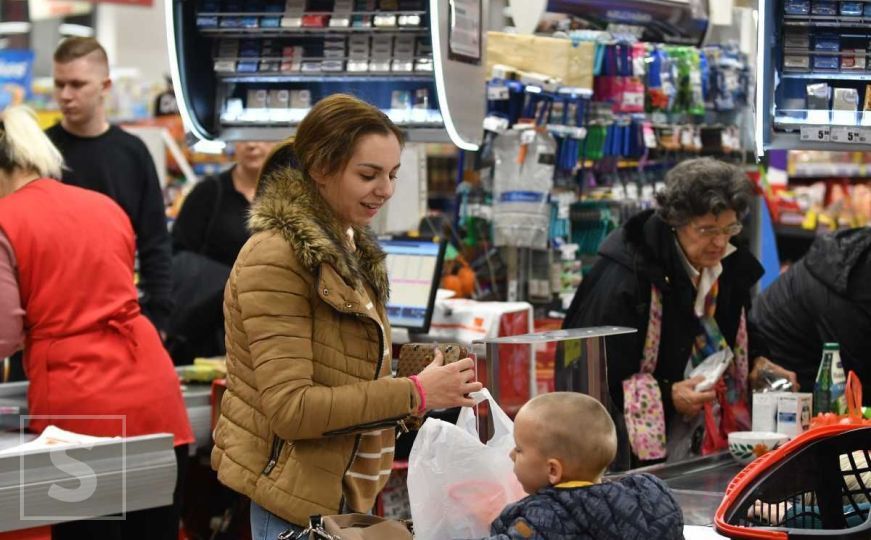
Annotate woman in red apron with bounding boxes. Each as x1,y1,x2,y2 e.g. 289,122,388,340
0,106,193,539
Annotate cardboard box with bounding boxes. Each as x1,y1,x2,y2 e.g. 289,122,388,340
752,392,784,433
776,393,813,439
487,31,594,90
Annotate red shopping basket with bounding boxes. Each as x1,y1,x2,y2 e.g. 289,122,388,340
715,424,871,539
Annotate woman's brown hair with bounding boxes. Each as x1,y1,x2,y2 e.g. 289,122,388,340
288,93,404,178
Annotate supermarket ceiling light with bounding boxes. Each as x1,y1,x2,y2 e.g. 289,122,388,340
59,24,94,37
0,22,32,35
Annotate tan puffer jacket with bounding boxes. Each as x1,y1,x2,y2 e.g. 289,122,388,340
211,167,420,526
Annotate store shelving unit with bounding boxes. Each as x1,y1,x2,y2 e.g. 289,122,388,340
166,0,487,149
757,0,871,154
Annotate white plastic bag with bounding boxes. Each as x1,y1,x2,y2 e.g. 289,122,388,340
407,389,526,540
685,348,734,392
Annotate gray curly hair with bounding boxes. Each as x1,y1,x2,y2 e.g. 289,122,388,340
655,157,754,227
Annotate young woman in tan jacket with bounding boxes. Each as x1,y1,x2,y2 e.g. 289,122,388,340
210,94,482,539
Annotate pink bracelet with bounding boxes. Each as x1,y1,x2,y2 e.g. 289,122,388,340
408,375,426,414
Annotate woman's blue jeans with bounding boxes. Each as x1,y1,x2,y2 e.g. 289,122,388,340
250,500,306,540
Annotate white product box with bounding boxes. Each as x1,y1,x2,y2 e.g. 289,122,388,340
752,392,785,433
776,393,813,439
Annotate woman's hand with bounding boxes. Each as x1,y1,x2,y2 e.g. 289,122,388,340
415,348,483,410
749,356,800,392
672,375,716,417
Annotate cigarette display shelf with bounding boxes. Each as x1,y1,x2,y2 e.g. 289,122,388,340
216,72,433,82
169,0,487,147
782,71,871,80
757,0,871,153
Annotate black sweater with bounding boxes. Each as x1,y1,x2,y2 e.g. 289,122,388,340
46,123,172,331
171,168,251,267
751,228,871,404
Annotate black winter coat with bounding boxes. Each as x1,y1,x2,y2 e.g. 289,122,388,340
562,210,766,466
488,473,684,540
750,228,871,404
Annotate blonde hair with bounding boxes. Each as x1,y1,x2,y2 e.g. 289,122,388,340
0,106,64,179
521,392,618,480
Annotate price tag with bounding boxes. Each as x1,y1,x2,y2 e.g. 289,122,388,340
622,92,644,108
800,126,830,142
830,127,869,144
487,85,510,100
830,127,848,143
642,122,657,148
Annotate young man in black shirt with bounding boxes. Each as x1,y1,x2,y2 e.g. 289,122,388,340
47,37,172,334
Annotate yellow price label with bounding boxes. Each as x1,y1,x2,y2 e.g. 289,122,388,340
563,339,581,369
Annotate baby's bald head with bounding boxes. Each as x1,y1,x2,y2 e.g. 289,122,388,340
519,392,617,481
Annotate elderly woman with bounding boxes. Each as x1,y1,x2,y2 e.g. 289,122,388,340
563,158,798,470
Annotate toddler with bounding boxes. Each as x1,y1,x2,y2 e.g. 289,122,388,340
489,392,684,539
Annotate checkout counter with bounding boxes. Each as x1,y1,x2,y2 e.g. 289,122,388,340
474,327,738,538
0,325,744,537
0,376,212,534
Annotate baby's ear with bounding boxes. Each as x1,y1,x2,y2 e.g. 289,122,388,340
547,458,564,485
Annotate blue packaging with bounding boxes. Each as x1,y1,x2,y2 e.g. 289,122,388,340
840,2,863,16
236,61,259,73
260,16,281,27
813,55,840,70
864,3,871,16
240,16,259,28
811,1,837,15
220,16,242,28
815,33,841,51
196,16,218,28
785,0,810,14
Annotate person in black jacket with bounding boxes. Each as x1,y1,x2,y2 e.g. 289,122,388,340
751,228,871,404
563,158,798,470
166,140,274,363
488,392,684,540
172,140,274,266
47,37,171,333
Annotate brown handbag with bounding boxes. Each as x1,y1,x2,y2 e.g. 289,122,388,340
396,342,469,378
278,514,413,540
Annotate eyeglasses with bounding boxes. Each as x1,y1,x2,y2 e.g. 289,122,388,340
692,222,743,238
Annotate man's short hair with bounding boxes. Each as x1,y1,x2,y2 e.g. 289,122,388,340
522,392,618,479
54,37,109,67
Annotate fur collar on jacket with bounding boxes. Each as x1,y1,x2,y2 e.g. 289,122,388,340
247,166,389,303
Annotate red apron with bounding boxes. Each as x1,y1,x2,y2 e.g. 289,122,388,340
0,179,192,446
